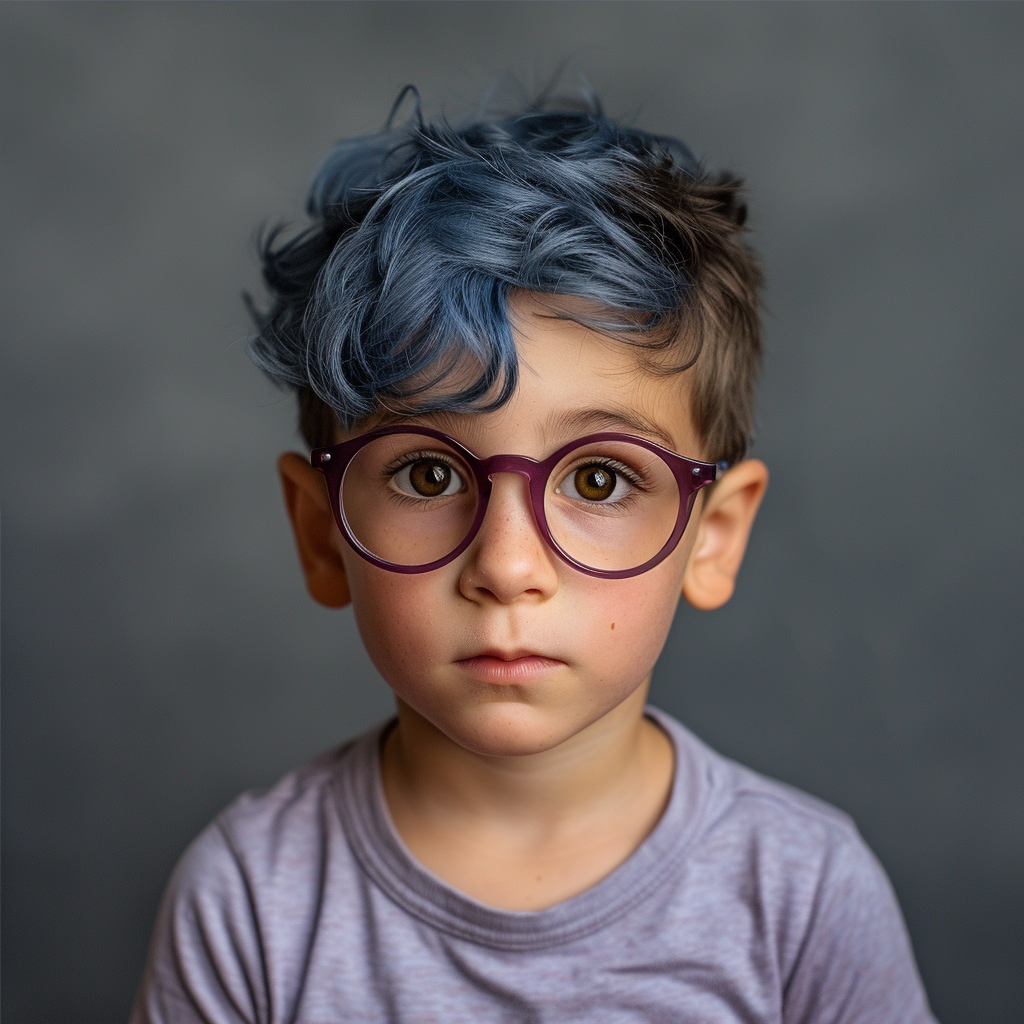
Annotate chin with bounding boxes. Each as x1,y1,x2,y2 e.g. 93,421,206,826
437,702,577,758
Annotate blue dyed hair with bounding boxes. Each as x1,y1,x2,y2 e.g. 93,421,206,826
249,90,761,464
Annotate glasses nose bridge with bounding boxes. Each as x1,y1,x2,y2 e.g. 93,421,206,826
480,452,543,485
476,453,547,541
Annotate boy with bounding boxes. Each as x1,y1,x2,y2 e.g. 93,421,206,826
132,95,936,1023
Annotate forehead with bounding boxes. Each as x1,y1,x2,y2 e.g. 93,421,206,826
364,292,699,456
500,294,697,452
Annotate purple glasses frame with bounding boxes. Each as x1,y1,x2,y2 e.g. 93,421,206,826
311,425,724,580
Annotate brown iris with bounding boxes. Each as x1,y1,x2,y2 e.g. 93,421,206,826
409,460,451,497
574,464,615,501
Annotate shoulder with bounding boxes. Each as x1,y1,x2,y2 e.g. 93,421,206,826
130,729,382,1024
661,706,892,908
652,705,858,848
171,728,383,914
214,740,356,854
650,707,935,1023
161,736,365,930
697,741,896,937
170,742,342,879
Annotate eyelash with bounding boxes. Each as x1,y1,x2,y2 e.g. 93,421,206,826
381,450,467,503
381,450,461,477
556,456,649,505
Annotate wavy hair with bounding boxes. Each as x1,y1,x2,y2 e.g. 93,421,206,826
248,90,761,464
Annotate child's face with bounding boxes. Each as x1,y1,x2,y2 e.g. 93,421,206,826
328,293,712,757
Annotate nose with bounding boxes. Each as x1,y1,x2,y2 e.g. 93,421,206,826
458,469,559,605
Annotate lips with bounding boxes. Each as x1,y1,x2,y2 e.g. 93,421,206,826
455,649,564,684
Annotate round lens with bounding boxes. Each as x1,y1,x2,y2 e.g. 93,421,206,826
340,433,478,567
544,439,681,572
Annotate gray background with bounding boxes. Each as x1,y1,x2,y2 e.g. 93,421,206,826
2,2,1021,1021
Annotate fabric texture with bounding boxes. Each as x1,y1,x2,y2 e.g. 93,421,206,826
131,708,936,1024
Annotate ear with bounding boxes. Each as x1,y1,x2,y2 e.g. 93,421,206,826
682,459,768,611
277,452,351,608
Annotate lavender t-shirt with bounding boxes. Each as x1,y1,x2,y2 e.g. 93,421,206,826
131,708,935,1023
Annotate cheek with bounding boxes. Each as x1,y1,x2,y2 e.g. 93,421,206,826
569,563,685,687
342,558,455,683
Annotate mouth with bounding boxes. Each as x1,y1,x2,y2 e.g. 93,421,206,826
455,649,565,684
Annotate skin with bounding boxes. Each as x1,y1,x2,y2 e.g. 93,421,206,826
279,293,768,911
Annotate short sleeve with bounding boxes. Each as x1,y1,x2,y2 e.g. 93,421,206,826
129,821,268,1024
782,830,936,1024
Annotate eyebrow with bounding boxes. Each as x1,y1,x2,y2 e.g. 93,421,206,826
367,408,468,435
364,406,680,452
543,408,679,451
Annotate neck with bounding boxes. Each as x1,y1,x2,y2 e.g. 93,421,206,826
381,682,665,831
378,682,675,910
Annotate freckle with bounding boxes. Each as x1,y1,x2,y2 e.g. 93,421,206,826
610,622,615,630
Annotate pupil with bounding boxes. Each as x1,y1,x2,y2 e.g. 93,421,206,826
410,461,450,497
575,465,615,501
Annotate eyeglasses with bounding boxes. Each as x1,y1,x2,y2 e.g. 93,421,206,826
311,426,724,579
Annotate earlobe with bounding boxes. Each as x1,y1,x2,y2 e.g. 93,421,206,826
277,452,351,608
682,459,768,612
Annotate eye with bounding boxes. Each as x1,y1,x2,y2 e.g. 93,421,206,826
555,462,633,503
392,456,466,498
